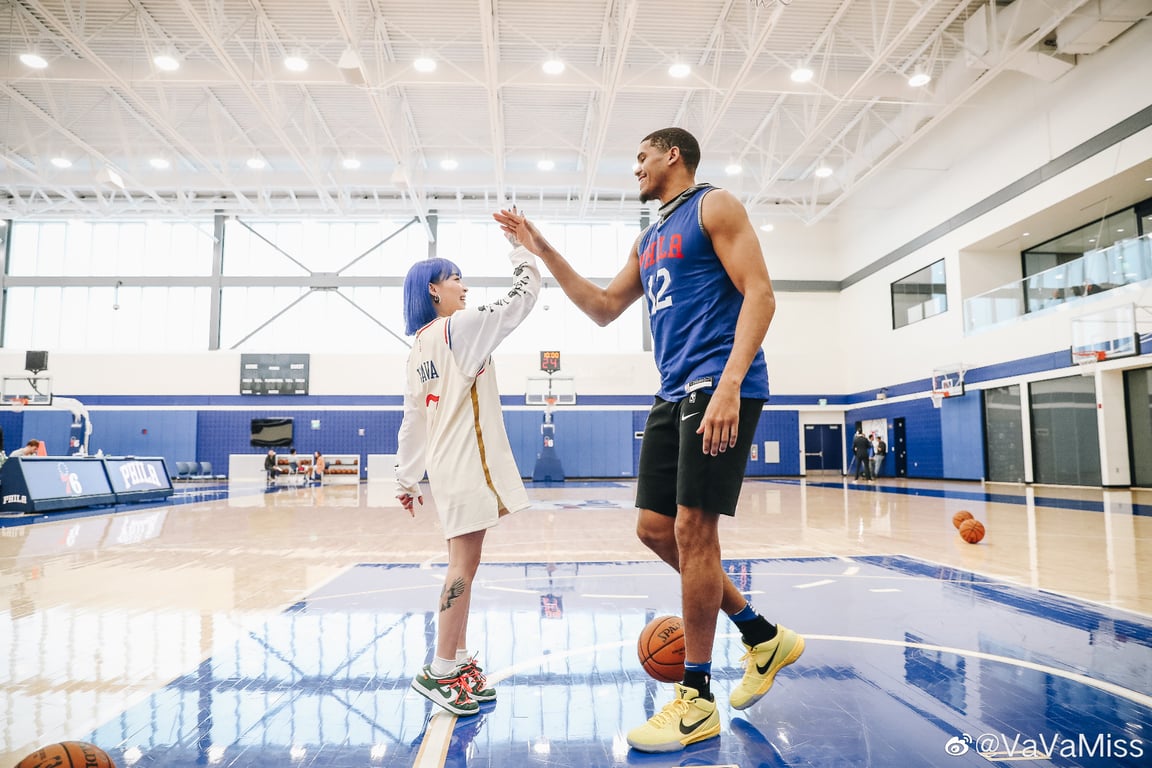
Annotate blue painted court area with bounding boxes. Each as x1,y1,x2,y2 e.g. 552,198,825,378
81,556,1150,767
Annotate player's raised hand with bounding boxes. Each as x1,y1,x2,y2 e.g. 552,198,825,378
493,207,549,256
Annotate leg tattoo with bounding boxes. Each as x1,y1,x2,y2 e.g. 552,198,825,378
440,577,466,612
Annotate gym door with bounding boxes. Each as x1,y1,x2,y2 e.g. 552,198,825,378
893,417,907,477
803,424,843,473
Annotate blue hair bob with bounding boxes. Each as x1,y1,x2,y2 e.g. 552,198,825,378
402,257,462,335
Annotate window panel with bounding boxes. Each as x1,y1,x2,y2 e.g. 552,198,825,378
892,259,947,329
64,222,93,274
89,224,120,276
3,287,36,347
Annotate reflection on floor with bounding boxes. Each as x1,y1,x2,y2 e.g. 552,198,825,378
2,477,1150,767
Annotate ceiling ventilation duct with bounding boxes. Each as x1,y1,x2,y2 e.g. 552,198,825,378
1055,0,1152,54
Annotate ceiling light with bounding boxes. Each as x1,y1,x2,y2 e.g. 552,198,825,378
440,158,459,171
246,156,267,170
537,159,555,171
149,157,170,170
814,166,833,178
50,157,72,169
20,53,48,69
1144,177,1152,182
1089,238,1096,243
907,71,931,88
153,54,180,72
1117,228,1125,233
284,55,308,72
413,57,437,73
668,62,691,78
790,65,813,83
341,157,361,170
1022,232,1030,237
542,58,565,75
724,163,742,175
759,223,775,233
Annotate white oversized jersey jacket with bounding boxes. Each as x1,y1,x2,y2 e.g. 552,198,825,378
394,247,540,539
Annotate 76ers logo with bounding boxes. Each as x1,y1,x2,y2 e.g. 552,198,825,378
57,463,83,495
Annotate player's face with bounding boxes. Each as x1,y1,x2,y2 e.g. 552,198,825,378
634,140,669,203
432,273,467,314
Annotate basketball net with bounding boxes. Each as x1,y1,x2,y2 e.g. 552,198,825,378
1073,349,1106,376
545,395,557,418
930,391,945,409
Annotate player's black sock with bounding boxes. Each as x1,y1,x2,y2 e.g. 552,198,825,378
682,667,713,700
735,615,778,647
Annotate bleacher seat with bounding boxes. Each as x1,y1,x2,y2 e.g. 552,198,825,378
175,461,193,481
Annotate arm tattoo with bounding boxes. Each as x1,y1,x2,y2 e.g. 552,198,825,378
440,577,466,612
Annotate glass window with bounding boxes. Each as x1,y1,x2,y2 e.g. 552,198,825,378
1023,208,1139,277
2,216,648,354
891,259,947,329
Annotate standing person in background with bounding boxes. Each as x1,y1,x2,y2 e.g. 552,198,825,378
853,427,873,482
872,432,887,478
494,128,803,754
395,224,540,716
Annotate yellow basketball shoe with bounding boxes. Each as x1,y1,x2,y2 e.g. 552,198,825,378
730,625,805,710
626,684,720,753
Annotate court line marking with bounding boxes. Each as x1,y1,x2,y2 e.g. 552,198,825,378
800,633,1152,709
794,579,836,589
412,632,1152,768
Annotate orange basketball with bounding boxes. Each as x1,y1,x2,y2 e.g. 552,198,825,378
637,614,686,683
15,741,117,768
959,518,985,544
952,510,974,529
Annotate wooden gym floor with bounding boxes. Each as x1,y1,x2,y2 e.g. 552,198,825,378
1,476,1150,767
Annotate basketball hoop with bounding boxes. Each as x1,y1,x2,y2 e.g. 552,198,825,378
1073,349,1106,376
930,391,945,409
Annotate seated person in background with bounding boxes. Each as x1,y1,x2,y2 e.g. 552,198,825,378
10,439,41,457
310,451,325,482
288,448,300,474
264,449,285,483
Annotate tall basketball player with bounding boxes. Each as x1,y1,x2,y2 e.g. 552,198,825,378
495,128,804,752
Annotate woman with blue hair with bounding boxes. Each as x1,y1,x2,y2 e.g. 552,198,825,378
395,224,540,716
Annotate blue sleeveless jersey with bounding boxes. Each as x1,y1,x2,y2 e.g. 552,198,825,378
637,185,770,402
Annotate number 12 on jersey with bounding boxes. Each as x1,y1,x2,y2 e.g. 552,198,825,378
646,267,673,314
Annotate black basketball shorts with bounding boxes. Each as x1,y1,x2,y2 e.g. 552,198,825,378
635,391,765,517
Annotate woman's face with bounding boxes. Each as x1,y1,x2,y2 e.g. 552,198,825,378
431,273,467,314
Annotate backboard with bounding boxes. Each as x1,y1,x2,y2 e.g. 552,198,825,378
3,375,53,407
525,375,576,406
931,365,966,398
1070,303,1141,363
